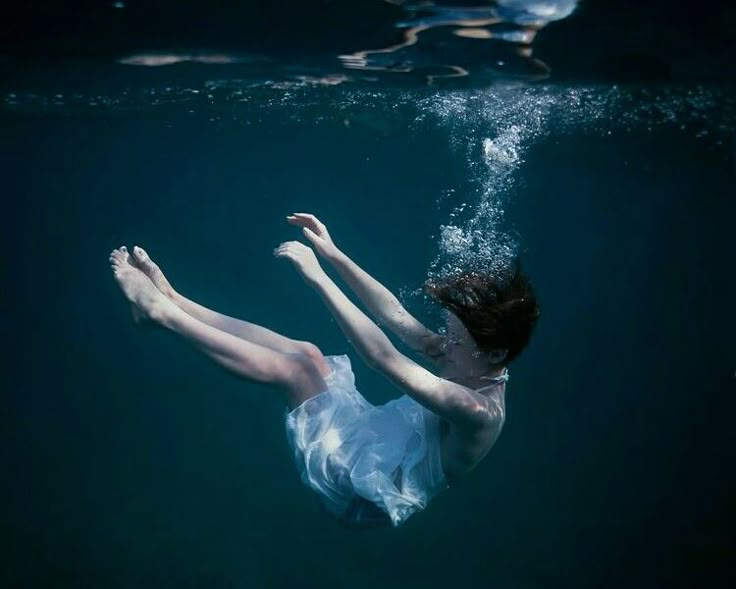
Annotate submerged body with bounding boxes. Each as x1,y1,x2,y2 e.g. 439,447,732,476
109,213,536,527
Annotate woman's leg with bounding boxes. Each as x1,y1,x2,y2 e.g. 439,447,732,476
109,248,327,409
128,245,330,377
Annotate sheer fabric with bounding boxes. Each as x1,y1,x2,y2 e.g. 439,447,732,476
285,355,449,527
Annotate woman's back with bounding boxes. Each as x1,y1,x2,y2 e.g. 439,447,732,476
438,377,507,483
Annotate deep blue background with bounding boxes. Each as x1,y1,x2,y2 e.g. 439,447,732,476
2,90,735,587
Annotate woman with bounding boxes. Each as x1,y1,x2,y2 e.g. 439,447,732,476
109,213,539,527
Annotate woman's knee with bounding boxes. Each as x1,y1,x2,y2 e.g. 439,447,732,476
293,340,330,377
279,353,327,404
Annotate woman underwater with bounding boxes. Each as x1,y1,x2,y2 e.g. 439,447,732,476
109,212,539,527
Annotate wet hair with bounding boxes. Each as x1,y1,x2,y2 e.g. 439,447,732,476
423,261,540,365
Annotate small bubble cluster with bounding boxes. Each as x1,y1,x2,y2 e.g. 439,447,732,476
411,84,735,291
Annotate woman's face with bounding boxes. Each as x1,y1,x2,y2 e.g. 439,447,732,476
442,311,507,367
442,312,480,363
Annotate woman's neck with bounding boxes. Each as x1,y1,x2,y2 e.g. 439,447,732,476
441,364,507,390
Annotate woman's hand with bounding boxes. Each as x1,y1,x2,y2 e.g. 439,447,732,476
274,240,326,286
286,213,339,260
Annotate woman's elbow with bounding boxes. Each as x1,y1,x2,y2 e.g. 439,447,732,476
365,346,400,372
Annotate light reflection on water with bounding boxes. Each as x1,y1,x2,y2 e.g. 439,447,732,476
340,1,580,83
114,1,581,85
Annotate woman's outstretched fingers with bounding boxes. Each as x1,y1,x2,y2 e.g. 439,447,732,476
286,214,308,224
274,241,324,284
285,213,337,260
274,241,297,258
287,213,324,232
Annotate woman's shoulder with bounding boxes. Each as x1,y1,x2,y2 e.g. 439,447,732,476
444,389,505,440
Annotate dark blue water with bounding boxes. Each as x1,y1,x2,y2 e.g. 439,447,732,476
2,83,735,587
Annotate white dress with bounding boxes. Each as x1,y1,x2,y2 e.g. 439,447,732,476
285,354,508,528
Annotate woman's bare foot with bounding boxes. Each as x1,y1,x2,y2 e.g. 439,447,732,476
129,246,176,299
109,246,176,324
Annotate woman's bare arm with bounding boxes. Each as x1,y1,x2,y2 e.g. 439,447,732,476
286,213,445,361
274,240,486,428
312,268,489,427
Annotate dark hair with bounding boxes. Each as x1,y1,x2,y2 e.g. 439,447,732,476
423,262,540,365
